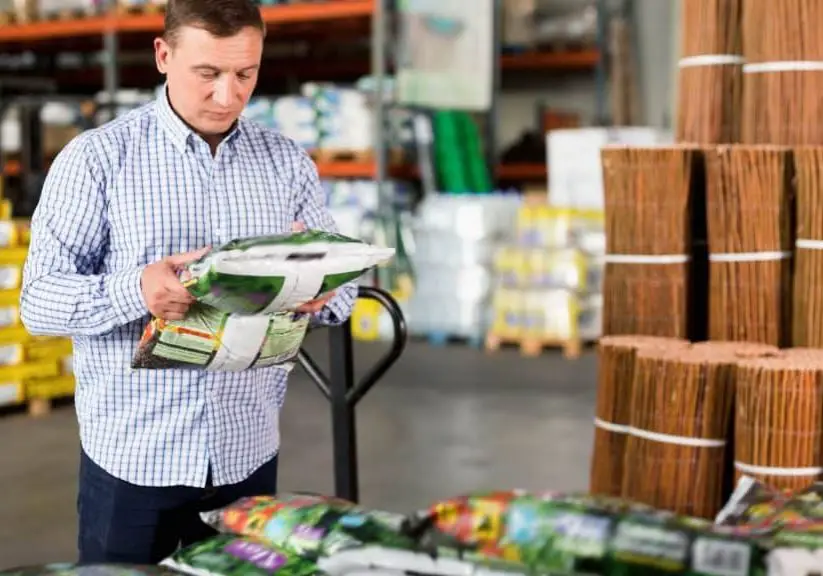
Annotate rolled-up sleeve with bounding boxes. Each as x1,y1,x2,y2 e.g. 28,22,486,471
293,149,357,326
20,135,148,337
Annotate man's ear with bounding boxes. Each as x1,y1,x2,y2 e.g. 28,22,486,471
154,36,171,74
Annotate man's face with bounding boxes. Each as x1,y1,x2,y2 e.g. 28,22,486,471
155,25,263,136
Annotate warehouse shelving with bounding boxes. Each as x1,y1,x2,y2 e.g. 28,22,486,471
0,0,613,198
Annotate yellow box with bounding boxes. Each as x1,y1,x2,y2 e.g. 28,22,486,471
351,298,381,341
0,360,60,382
0,199,12,221
26,375,75,400
26,337,73,363
0,325,31,344
0,380,23,407
0,247,28,266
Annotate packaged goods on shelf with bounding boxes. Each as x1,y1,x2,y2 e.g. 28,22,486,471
489,203,604,349
407,194,520,342
548,127,672,211
37,0,100,19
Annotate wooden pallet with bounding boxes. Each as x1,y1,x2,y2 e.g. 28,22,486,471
484,332,582,359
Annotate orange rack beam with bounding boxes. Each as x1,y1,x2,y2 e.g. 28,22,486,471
0,0,374,43
501,50,600,71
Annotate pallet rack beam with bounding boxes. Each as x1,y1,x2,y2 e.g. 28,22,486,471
0,0,375,43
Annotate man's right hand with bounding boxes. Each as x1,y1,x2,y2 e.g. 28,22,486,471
141,247,209,321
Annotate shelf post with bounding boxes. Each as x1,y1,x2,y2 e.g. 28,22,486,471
104,0,120,99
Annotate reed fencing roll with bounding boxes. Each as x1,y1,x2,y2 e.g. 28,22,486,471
792,147,823,347
741,0,823,145
735,350,823,490
589,335,690,498
622,341,775,519
704,145,793,346
676,0,743,144
601,146,699,339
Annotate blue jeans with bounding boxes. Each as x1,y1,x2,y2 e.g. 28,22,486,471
77,449,278,564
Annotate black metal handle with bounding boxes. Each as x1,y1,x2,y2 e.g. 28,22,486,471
297,285,407,405
346,286,407,406
296,285,407,503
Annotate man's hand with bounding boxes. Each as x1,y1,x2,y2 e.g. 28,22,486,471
141,247,210,321
296,291,336,314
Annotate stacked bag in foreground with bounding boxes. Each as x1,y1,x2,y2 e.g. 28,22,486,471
14,484,823,575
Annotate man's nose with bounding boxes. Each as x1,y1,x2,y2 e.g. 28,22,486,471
212,77,233,107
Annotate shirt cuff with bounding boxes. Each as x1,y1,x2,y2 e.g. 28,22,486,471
312,292,352,327
105,266,149,326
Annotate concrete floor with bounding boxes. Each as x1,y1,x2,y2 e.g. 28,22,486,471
0,334,597,569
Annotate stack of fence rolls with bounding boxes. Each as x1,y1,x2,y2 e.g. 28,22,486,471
676,0,743,144
741,0,823,145
601,145,699,338
735,349,823,490
703,145,793,346
792,147,823,347
622,341,776,519
589,335,689,497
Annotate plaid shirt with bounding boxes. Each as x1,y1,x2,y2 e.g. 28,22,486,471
20,88,356,487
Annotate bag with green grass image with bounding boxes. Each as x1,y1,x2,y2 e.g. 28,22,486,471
131,231,394,371
183,230,395,315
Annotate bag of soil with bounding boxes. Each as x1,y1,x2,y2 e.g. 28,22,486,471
406,490,763,576
200,493,412,559
131,231,393,371
0,566,178,576
132,307,309,371
161,534,325,576
183,230,394,315
201,494,528,576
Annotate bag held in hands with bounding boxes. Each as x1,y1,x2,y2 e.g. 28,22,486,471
131,230,395,372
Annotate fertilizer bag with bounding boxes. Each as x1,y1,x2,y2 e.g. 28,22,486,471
183,230,395,315
132,231,394,371
162,534,326,576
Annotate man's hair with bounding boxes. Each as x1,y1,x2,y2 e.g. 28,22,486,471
164,0,265,44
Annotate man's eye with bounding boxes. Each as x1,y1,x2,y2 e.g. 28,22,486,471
200,71,219,80
238,73,251,81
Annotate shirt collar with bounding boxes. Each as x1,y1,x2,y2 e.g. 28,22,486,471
155,84,244,154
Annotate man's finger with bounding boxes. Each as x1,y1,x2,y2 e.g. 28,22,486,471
166,246,211,268
292,221,307,233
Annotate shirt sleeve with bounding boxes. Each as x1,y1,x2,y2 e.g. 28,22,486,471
293,148,357,327
20,135,149,337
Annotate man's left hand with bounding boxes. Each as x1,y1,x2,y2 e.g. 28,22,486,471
296,291,336,314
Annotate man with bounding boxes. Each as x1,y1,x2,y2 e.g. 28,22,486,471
19,0,356,564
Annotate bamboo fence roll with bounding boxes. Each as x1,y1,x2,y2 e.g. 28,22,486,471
622,342,775,519
792,147,823,347
589,335,690,497
735,351,823,490
676,0,743,143
601,146,699,338
741,0,823,145
704,145,793,346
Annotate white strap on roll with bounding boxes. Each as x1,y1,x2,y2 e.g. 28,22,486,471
629,426,726,448
603,254,690,264
734,461,823,477
796,239,823,250
593,418,631,434
744,61,823,73
709,251,791,262
679,54,745,67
